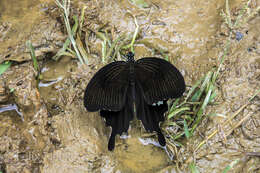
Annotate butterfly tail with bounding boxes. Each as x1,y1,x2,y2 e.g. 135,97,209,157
108,132,116,151
100,87,134,151
157,129,166,146
135,83,167,146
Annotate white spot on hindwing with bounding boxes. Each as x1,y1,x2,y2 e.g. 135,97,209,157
152,100,163,106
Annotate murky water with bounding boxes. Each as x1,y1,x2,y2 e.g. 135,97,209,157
0,0,259,172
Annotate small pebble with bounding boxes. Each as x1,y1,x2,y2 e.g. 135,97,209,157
235,31,243,41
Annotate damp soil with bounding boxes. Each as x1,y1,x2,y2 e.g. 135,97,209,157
0,0,259,173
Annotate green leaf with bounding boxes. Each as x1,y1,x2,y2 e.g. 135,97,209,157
129,0,150,8
0,61,12,76
189,162,200,173
10,88,15,93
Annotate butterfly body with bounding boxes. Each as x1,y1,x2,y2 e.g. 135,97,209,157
84,52,185,151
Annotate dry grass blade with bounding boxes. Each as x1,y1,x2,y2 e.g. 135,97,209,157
195,89,259,151
55,0,86,64
226,112,252,136
76,33,88,64
87,13,139,62
79,5,87,37
53,15,78,60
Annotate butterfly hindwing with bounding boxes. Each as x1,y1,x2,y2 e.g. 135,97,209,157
135,57,186,105
84,61,130,112
100,86,134,151
135,81,167,146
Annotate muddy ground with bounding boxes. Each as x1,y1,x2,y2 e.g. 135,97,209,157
0,0,259,172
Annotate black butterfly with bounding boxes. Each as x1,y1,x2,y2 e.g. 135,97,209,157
84,52,185,151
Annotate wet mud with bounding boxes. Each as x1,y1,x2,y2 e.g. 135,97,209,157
0,0,259,172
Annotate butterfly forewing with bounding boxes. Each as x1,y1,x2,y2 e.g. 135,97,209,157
84,61,130,112
135,58,185,105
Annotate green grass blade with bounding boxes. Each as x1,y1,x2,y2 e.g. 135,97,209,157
76,34,88,64
191,83,214,132
10,88,15,93
101,41,107,63
63,9,84,64
189,162,200,173
184,115,193,121
26,41,39,72
57,51,76,57
185,77,204,102
0,61,12,76
222,159,239,173
164,121,178,126
168,107,190,119
122,14,139,52
212,40,230,83
95,31,108,41
249,89,260,101
129,0,149,8
208,113,227,118
195,71,212,101
209,89,217,103
169,98,179,112
183,119,191,138
79,5,87,37
52,11,79,60
67,48,76,55
71,15,79,35
191,90,201,102
106,36,123,62
201,84,214,111
104,30,112,47
173,131,185,140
